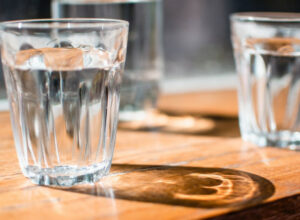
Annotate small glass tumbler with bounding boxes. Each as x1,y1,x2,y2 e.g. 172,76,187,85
231,12,300,149
52,0,164,122
0,19,128,186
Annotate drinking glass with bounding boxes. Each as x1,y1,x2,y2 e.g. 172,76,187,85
0,18,128,186
52,0,164,121
231,12,300,149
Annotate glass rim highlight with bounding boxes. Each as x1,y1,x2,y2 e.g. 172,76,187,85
0,18,129,30
231,12,300,23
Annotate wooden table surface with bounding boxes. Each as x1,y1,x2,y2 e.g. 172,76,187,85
1,90,300,219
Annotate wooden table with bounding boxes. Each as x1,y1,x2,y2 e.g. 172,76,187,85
1,90,300,219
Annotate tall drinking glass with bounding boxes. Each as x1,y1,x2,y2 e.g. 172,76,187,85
231,12,300,149
0,19,128,186
52,0,164,121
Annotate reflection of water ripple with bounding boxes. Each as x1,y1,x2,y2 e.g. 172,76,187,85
173,173,256,206
65,164,275,208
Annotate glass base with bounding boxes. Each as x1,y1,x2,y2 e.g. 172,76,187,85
119,109,148,122
23,162,111,187
242,131,300,150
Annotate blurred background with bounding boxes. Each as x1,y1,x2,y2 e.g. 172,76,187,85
1,0,300,101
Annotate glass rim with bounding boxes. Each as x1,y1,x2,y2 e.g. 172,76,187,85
52,0,159,4
230,12,300,22
0,18,129,30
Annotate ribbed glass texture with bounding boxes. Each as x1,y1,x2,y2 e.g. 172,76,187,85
52,0,164,121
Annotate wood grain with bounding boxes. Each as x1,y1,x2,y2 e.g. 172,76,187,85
0,91,299,219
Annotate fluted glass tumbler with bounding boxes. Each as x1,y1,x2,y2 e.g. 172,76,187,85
52,0,164,122
0,19,128,186
231,12,300,150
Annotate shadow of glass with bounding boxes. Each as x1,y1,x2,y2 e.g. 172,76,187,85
62,164,274,208
118,112,240,137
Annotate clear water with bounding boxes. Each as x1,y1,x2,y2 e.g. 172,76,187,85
2,47,123,186
237,38,300,148
52,0,163,121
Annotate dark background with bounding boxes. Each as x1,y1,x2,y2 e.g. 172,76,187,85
0,0,51,21
1,0,300,22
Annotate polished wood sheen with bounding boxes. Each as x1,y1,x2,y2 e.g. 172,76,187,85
0,89,300,219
